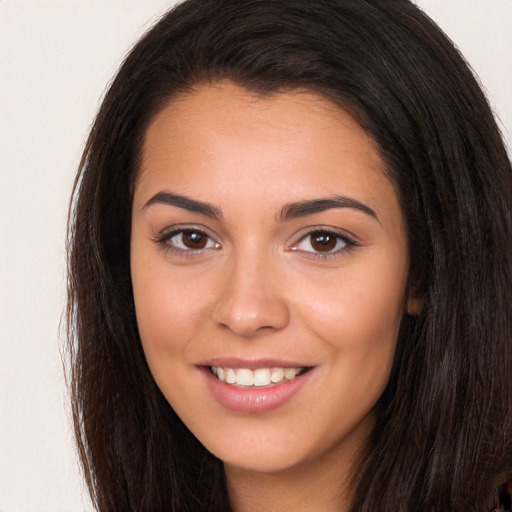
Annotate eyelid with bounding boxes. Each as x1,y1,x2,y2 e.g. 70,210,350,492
154,224,221,253
288,226,359,256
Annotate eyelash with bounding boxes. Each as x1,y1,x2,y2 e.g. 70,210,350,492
154,226,220,258
154,226,358,259
290,228,358,259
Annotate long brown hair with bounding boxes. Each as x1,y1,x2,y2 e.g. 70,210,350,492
67,1,512,510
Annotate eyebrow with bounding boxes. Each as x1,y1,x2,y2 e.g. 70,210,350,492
279,196,377,221
142,191,377,222
142,192,223,219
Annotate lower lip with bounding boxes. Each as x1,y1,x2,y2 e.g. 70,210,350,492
202,368,313,413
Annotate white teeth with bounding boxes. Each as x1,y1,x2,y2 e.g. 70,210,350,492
284,368,297,380
236,369,254,386
253,368,271,386
271,367,285,383
211,366,305,387
226,368,237,384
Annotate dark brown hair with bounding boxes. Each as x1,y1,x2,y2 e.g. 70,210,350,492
67,1,512,510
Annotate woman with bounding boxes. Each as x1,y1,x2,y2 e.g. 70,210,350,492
67,1,512,511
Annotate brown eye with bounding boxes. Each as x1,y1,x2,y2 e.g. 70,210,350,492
292,230,351,256
161,228,219,252
309,232,337,252
181,230,208,249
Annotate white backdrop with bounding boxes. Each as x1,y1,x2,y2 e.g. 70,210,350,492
0,1,510,511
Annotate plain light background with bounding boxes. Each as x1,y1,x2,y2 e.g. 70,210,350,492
0,1,510,511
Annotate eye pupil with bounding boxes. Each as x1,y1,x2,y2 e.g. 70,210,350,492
310,232,336,252
182,230,207,249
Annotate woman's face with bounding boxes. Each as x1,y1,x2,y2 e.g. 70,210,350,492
131,81,413,475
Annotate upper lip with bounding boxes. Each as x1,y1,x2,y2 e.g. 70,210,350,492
197,357,312,369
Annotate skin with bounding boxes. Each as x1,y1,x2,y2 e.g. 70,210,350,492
131,81,416,511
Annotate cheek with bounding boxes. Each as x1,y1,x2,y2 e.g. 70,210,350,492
298,264,406,423
300,269,405,340
292,256,407,384
135,293,196,354
130,249,209,363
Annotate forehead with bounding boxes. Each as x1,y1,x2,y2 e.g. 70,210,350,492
135,81,399,224
139,82,383,171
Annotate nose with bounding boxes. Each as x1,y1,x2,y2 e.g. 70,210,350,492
212,252,290,338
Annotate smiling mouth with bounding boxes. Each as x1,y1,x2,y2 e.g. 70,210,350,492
208,366,311,388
